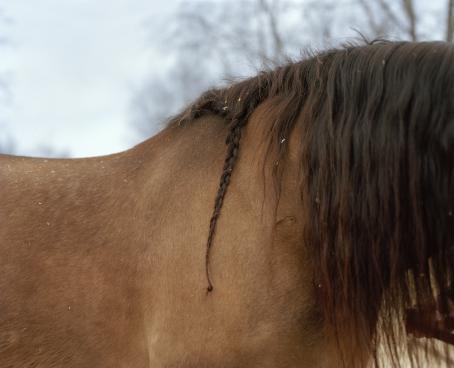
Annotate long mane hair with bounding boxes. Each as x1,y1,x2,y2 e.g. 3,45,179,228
170,40,454,367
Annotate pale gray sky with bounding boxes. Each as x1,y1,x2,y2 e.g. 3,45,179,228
0,0,447,157
1,0,176,157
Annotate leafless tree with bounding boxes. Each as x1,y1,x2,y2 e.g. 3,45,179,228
447,0,454,41
132,0,312,136
358,0,454,42
132,0,453,139
357,0,416,40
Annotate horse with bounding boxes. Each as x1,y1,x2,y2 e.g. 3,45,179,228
0,40,453,368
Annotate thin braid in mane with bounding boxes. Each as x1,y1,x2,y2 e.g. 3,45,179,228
174,76,275,292
204,120,242,292
168,40,454,367
172,63,311,292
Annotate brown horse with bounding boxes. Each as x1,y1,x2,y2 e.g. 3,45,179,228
0,40,453,367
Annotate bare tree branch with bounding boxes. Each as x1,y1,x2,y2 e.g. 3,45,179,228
133,0,450,139
357,0,408,38
357,0,385,36
258,0,285,64
376,0,406,32
402,0,418,41
447,0,454,42
358,0,419,40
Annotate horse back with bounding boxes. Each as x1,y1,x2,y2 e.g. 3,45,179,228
0,153,150,367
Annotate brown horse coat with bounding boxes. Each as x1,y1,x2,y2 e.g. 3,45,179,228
0,41,453,367
0,113,335,367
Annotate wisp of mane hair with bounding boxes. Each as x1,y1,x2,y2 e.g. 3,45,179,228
171,40,454,367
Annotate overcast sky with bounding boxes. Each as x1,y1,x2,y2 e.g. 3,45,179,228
0,0,447,157
0,0,176,157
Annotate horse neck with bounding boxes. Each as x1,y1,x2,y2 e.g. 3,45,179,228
134,114,232,295
134,109,285,299
131,107,336,367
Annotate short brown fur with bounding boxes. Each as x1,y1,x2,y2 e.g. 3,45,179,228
0,40,453,367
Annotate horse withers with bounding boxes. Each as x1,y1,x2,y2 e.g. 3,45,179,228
0,41,453,367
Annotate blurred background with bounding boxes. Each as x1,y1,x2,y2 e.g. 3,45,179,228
0,0,452,158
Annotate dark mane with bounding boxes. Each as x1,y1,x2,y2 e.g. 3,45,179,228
170,40,454,367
